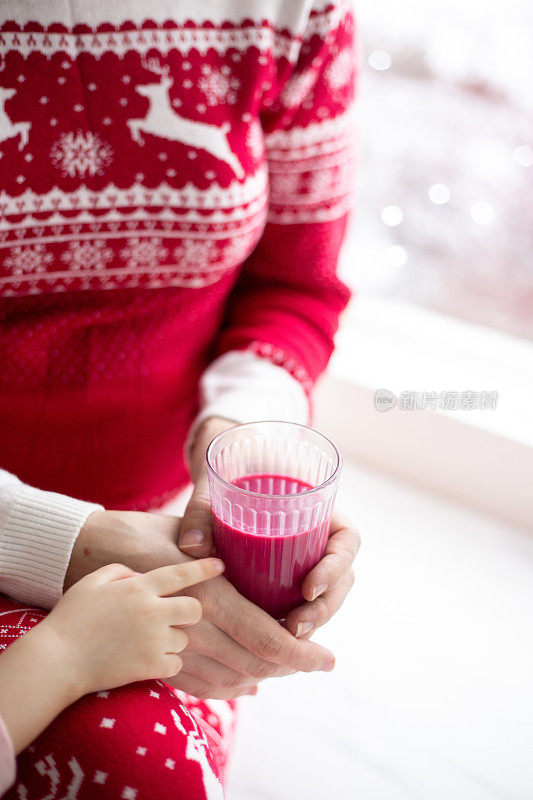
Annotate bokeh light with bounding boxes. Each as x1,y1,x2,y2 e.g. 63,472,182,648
470,201,496,225
381,205,404,226
513,145,533,167
368,50,392,71
385,245,408,268
428,183,451,204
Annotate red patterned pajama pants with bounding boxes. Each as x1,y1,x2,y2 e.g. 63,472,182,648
0,594,237,800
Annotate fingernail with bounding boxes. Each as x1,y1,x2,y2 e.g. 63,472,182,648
321,658,336,672
180,529,206,549
311,583,328,601
211,558,225,573
295,621,314,638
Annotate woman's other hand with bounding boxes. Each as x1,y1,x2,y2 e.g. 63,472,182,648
284,511,360,639
178,416,238,556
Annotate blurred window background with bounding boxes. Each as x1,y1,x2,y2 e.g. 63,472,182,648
341,0,533,341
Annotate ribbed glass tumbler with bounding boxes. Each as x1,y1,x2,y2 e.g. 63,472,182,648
206,421,342,619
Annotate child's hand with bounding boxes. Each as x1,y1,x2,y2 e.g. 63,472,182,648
41,558,225,696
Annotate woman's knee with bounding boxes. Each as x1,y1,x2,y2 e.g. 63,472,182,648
9,680,225,800
0,594,48,651
0,595,227,799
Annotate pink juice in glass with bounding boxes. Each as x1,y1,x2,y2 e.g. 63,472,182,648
211,473,331,619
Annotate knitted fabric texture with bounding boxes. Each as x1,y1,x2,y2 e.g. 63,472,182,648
0,1,355,509
0,593,236,800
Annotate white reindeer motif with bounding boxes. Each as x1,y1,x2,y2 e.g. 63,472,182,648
128,58,244,179
17,755,84,800
171,708,224,800
0,86,31,150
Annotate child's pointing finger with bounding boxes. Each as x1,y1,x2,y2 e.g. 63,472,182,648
139,558,225,597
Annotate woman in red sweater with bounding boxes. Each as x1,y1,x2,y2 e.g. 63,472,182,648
0,0,359,796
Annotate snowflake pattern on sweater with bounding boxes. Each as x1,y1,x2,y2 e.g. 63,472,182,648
0,0,355,296
49,131,114,178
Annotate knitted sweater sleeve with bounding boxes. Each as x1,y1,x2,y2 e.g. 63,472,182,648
192,1,356,432
0,469,102,609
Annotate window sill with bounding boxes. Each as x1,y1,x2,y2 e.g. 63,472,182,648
315,297,533,531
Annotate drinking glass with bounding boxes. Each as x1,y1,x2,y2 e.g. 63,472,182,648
206,421,342,618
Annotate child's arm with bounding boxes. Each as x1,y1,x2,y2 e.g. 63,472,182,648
0,557,224,763
0,619,81,754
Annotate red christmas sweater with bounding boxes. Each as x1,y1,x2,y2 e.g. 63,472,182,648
0,0,355,512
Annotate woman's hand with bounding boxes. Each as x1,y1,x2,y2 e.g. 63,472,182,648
67,508,335,700
179,415,238,554
179,416,361,640
283,511,360,639
167,569,335,699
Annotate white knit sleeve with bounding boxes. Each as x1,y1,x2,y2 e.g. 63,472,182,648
0,470,103,609
185,350,310,461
